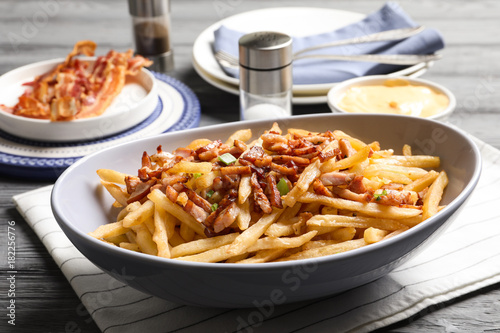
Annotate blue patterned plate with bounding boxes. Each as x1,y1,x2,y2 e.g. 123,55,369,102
0,73,200,180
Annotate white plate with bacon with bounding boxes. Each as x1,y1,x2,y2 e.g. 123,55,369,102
0,41,157,142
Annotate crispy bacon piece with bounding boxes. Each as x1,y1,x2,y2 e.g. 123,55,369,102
203,190,237,231
150,183,165,193
220,166,252,176
173,147,195,160
127,54,154,75
250,173,272,214
261,133,289,152
332,186,372,203
233,139,248,153
320,171,355,186
223,175,241,190
288,138,310,149
161,174,188,186
272,155,310,166
195,140,222,154
5,96,50,119
137,151,164,181
126,179,157,204
141,151,152,169
290,145,319,157
318,148,341,162
184,200,209,223
125,176,142,194
270,162,298,177
339,139,357,158
196,140,223,161
160,155,184,171
240,146,272,168
261,132,291,154
213,201,239,233
212,176,224,191
347,175,367,194
302,135,331,145
212,174,241,191
184,187,212,213
298,212,314,224
266,174,283,208
375,189,417,206
418,188,429,205
381,183,405,191
219,139,247,158
313,178,333,197
2,41,152,121
150,148,176,167
74,49,152,120
165,185,179,203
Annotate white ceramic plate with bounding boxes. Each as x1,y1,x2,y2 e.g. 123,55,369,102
0,73,200,180
192,58,328,105
192,7,431,97
0,58,158,142
193,57,432,105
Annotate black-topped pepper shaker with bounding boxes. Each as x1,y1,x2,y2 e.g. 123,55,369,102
128,0,174,72
238,31,293,120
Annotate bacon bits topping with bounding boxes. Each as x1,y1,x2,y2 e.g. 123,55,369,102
120,123,423,237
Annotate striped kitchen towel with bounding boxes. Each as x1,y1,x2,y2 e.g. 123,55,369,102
13,136,500,333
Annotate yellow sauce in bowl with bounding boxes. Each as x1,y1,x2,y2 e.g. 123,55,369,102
338,78,449,118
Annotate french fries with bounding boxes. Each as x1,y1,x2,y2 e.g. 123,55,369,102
422,171,449,220
89,123,448,263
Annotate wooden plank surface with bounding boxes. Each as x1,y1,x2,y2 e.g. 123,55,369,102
0,0,499,332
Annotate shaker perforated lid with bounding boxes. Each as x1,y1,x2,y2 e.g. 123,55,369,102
238,31,292,70
128,0,170,17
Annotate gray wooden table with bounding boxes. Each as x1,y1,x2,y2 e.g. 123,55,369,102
1,0,499,332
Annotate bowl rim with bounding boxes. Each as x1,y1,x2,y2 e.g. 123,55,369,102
0,57,157,124
326,75,457,121
51,113,482,271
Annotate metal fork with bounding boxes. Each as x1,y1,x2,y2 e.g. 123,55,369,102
216,50,441,68
215,26,441,68
293,26,425,57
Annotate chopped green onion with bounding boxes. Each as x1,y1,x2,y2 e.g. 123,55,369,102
193,173,202,179
374,189,388,201
277,178,290,196
206,190,214,198
218,153,237,165
211,203,219,211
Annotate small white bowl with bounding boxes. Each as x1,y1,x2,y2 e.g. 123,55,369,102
327,75,456,122
0,58,157,142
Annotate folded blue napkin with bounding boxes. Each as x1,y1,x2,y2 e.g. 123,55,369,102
213,2,445,85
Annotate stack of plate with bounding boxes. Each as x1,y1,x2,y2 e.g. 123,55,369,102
0,59,200,179
192,7,433,105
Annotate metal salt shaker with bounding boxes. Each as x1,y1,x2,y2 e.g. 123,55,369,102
128,0,174,72
239,31,293,120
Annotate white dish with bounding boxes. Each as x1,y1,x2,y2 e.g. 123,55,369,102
0,58,158,142
192,58,328,105
0,72,200,180
327,75,456,122
193,57,431,105
51,113,481,307
192,7,431,96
